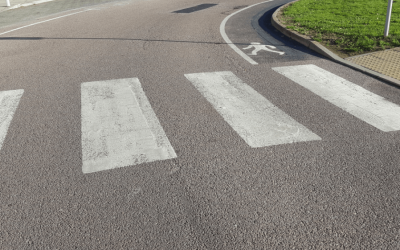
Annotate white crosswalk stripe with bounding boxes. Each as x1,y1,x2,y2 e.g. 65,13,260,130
0,89,24,151
184,71,321,147
3,67,399,173
81,78,177,174
273,64,400,132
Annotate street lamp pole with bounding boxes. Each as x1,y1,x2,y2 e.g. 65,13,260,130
6,0,10,7
384,0,394,37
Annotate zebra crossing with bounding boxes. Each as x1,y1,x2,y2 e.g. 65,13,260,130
272,65,400,132
1,65,400,173
81,78,177,174
184,71,321,147
0,89,24,151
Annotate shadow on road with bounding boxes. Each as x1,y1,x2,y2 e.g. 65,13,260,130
254,4,324,59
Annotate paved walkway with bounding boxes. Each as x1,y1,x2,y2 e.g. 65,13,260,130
346,48,400,81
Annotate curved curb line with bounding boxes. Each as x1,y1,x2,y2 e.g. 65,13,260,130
271,0,400,88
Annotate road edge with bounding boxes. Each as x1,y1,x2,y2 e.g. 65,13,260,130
270,0,400,88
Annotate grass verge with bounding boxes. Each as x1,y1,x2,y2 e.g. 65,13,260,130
279,0,400,57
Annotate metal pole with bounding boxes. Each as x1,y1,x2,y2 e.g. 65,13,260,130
384,0,394,37
6,0,10,7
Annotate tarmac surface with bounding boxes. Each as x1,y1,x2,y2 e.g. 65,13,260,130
1,0,400,249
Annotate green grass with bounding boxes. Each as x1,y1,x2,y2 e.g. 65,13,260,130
282,0,400,54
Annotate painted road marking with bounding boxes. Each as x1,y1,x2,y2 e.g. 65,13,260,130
273,64,400,132
81,78,177,174
8,0,55,10
243,42,284,56
185,71,321,147
219,0,273,65
0,10,89,36
0,89,24,151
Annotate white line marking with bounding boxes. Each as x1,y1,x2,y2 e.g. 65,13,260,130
0,10,88,36
81,78,177,174
273,64,400,132
185,71,321,147
219,0,273,65
8,0,55,10
0,89,24,151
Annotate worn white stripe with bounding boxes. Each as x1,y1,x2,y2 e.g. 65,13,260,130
0,10,88,36
273,64,400,132
81,78,176,174
0,89,24,150
219,0,273,65
9,0,55,10
185,71,321,147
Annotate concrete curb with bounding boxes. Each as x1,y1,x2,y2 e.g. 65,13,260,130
271,0,400,88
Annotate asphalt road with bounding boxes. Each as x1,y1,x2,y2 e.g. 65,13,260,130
1,0,400,249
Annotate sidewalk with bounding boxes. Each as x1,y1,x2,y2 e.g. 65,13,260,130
346,48,400,81
0,0,54,12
